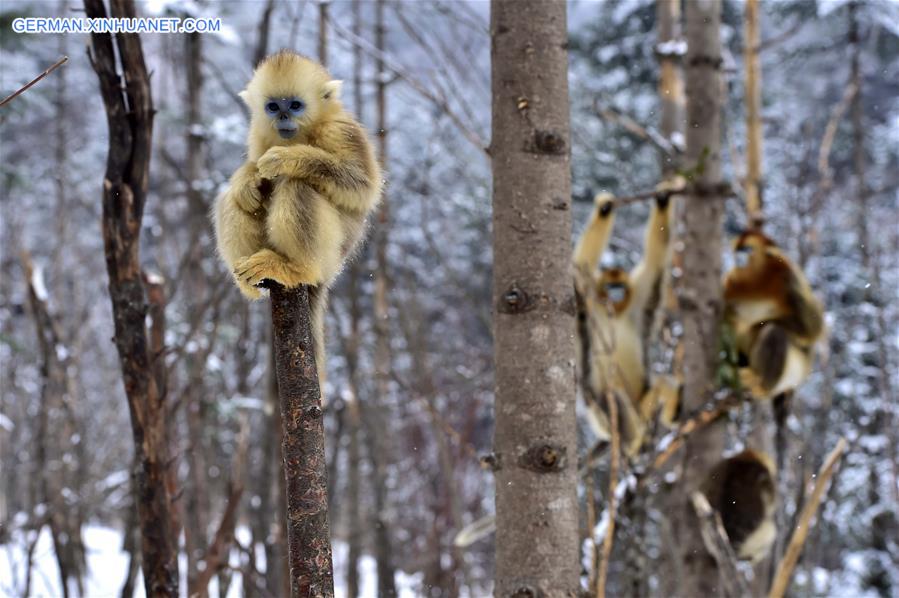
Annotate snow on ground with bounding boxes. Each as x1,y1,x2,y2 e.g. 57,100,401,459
1,523,422,597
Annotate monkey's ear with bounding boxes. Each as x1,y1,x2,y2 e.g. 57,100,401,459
322,80,343,100
238,89,251,107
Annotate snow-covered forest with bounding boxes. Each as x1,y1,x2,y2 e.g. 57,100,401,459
0,0,897,597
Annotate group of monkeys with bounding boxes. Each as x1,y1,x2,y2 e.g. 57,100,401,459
573,180,825,562
212,51,825,566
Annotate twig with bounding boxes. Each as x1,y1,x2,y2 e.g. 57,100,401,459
0,56,68,108
691,492,750,598
768,438,848,598
328,16,487,153
593,99,681,158
596,391,619,598
645,393,747,479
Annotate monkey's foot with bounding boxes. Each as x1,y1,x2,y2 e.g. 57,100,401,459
739,368,771,400
234,249,322,289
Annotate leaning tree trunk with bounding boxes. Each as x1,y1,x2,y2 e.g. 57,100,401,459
744,0,764,228
85,0,179,595
490,0,579,595
675,0,727,596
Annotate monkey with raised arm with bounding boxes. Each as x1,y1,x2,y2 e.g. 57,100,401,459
213,51,382,378
572,182,677,454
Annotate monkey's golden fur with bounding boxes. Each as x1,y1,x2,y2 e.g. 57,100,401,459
213,51,382,376
573,187,676,455
702,449,777,563
723,231,824,399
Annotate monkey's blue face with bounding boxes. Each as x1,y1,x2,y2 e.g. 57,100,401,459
264,96,306,139
734,245,753,268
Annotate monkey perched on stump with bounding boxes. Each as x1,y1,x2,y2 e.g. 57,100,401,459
213,51,382,379
572,182,677,455
723,231,824,400
701,449,776,563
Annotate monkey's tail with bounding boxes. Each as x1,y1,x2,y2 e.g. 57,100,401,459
307,284,329,399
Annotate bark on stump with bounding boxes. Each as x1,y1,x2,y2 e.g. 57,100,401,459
269,283,335,598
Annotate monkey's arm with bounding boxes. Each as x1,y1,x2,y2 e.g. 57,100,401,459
573,194,616,283
226,161,266,214
778,253,825,344
256,121,380,213
628,196,674,314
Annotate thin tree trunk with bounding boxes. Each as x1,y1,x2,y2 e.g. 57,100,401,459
490,1,578,595
319,1,330,66
85,0,179,594
657,0,685,173
269,283,334,598
675,0,726,596
744,0,764,227
371,1,398,594
346,5,365,594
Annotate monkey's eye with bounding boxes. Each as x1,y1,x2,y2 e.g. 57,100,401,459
265,102,279,114
289,100,305,113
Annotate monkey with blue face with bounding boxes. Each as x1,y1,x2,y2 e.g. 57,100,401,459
213,51,382,379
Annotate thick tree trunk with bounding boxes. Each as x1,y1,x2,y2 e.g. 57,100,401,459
85,0,179,594
675,0,726,596
490,1,578,595
269,283,335,598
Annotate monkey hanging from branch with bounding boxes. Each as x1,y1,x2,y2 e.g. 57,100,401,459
572,179,681,455
213,51,382,382
723,230,825,400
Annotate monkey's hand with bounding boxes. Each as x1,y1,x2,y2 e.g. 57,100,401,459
256,146,308,180
229,162,266,215
594,192,615,218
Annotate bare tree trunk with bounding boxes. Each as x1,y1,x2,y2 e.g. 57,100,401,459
657,0,685,173
253,0,276,68
346,6,365,594
319,1,330,66
675,0,726,596
269,283,334,598
370,1,398,594
490,1,578,595
85,0,178,594
23,255,85,598
744,0,764,228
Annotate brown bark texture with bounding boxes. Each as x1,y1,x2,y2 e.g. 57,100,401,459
85,0,179,594
490,0,579,595
744,0,763,225
657,0,685,172
675,0,727,596
269,283,335,598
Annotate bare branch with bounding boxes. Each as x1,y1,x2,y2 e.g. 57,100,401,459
0,56,68,108
593,98,682,158
691,492,751,598
596,391,620,598
328,16,488,153
768,438,848,598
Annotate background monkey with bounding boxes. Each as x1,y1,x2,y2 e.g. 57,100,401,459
572,187,675,454
701,449,777,563
213,51,382,376
723,230,824,400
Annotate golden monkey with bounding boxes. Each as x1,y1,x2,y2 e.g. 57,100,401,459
723,231,824,400
213,51,382,376
573,187,675,454
701,449,776,563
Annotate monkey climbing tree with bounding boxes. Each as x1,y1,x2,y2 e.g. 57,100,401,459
267,282,335,598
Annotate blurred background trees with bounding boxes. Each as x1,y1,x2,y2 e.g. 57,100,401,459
0,0,896,596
